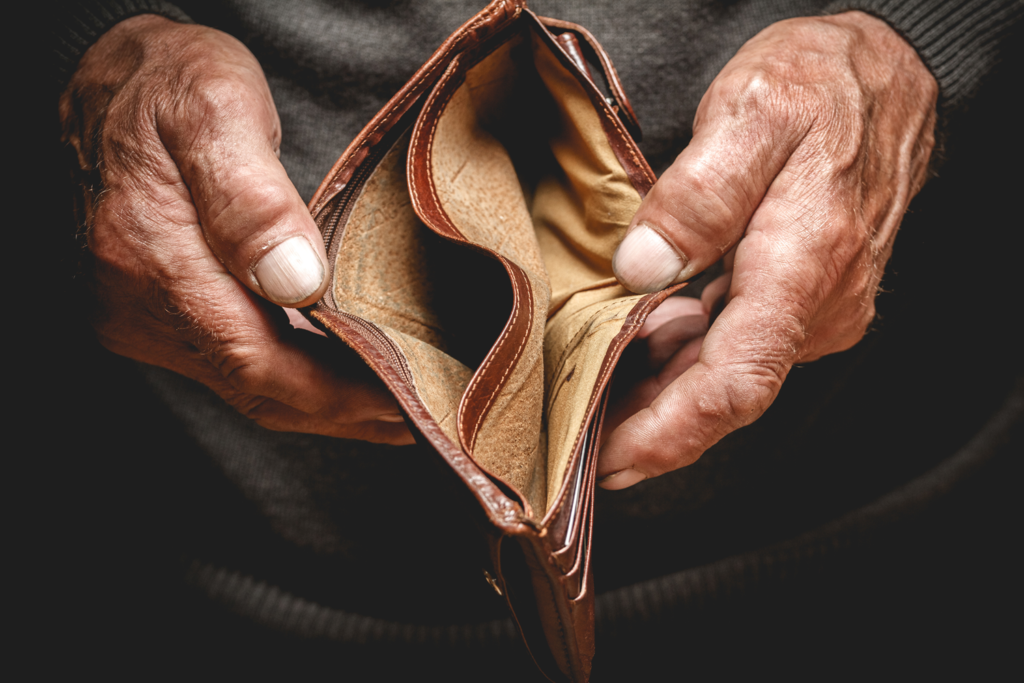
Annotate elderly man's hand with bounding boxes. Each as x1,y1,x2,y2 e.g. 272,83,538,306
60,15,412,444
599,11,937,489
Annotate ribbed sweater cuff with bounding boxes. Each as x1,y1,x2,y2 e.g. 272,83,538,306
54,0,193,95
825,0,1022,110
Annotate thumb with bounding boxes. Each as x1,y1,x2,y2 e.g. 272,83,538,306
159,69,328,307
612,75,805,294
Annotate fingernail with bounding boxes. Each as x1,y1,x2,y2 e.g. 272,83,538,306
597,469,648,490
612,224,688,293
377,413,405,423
254,236,325,304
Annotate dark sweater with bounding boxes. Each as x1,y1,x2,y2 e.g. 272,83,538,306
49,2,1023,680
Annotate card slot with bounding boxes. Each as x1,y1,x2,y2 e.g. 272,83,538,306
331,126,515,440
401,21,647,520
332,18,647,521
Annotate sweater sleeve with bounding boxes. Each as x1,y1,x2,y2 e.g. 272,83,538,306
53,0,193,96
824,0,1023,111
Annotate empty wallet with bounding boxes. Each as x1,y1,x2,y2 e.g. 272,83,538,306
305,1,682,680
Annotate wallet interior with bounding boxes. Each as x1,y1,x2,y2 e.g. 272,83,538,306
331,26,645,520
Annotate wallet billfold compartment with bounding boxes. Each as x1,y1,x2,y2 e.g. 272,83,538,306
305,2,681,680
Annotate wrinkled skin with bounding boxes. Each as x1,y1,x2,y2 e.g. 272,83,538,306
60,12,936,472
60,15,413,444
599,11,937,489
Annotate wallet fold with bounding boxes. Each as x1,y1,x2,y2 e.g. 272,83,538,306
305,2,682,679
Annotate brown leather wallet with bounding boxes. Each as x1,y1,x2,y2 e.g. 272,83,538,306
305,2,680,680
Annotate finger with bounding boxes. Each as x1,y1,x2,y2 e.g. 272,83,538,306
700,273,731,314
97,286,407,434
191,285,403,422
612,67,809,293
132,258,407,426
248,400,415,445
285,306,327,337
600,229,804,489
645,314,708,368
602,334,705,445
88,168,403,439
157,55,328,307
636,296,704,339
101,327,412,445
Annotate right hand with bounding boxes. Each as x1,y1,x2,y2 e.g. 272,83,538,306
60,14,412,444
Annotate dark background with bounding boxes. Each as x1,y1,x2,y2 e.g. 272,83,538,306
25,4,1022,680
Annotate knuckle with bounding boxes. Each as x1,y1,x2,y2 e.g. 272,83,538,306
702,362,785,429
735,71,783,120
170,305,267,396
87,193,148,262
727,366,782,421
647,446,697,476
222,358,265,397
664,165,749,239
715,69,778,117
181,74,253,120
202,179,297,245
631,427,681,474
713,66,808,135
234,181,295,222
86,204,128,267
225,393,278,425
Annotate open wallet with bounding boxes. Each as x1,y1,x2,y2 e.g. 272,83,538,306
304,1,683,680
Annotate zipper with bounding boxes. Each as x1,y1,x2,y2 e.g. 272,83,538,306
319,143,390,249
334,310,415,388
315,136,414,388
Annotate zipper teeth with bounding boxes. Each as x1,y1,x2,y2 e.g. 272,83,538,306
320,145,389,248
337,310,415,388
317,143,414,388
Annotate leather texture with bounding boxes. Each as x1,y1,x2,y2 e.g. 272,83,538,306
304,3,683,680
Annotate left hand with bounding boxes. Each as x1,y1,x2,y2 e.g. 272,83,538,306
599,11,937,489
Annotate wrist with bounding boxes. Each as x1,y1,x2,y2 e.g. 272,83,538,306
53,0,192,97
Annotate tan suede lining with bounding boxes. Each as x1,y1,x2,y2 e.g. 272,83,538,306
431,39,553,515
530,36,641,315
390,330,473,444
331,26,643,520
543,287,643,506
335,131,450,351
334,130,474,445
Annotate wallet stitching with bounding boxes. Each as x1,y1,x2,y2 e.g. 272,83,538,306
411,52,465,240
411,29,639,452
406,12,646,500
313,3,512,216
597,103,645,181
532,17,650,184
543,300,653,527
466,265,533,451
461,264,530,451
365,2,513,147
411,50,534,454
